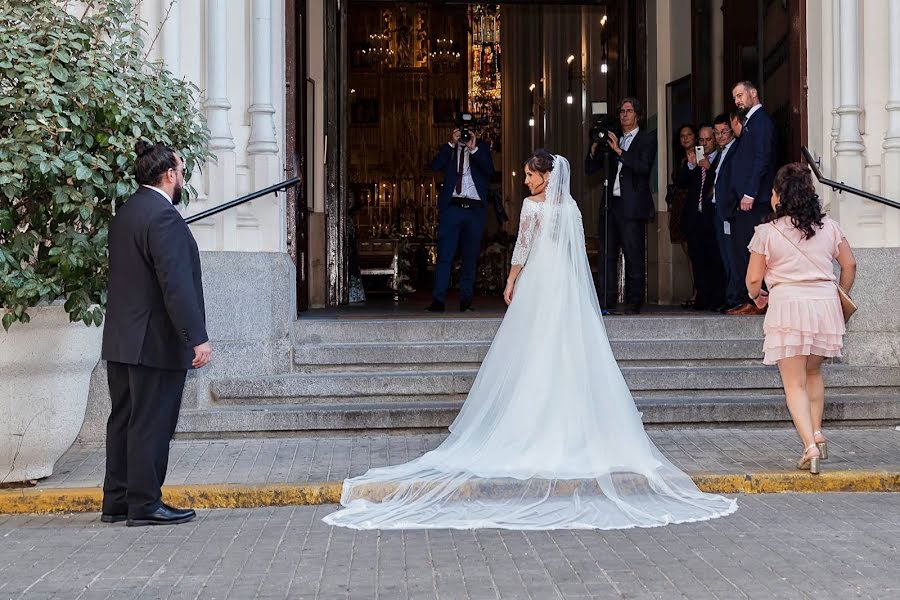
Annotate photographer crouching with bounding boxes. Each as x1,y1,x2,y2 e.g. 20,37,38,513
585,98,657,314
427,114,495,312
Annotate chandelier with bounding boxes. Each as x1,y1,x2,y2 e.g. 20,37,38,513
365,32,394,64
430,38,460,71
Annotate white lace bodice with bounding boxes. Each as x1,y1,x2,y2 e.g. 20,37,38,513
511,198,545,266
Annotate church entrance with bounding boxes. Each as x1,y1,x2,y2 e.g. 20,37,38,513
296,0,806,313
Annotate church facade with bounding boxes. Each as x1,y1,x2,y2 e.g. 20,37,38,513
144,0,898,311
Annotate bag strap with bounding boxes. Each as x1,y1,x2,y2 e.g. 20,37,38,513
769,222,837,284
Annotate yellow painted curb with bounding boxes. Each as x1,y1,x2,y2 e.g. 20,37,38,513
0,472,896,516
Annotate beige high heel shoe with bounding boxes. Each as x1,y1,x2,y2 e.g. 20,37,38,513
798,444,821,474
814,431,828,460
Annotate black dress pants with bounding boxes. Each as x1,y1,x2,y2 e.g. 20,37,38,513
686,208,726,309
598,206,647,308
103,361,187,516
730,205,770,297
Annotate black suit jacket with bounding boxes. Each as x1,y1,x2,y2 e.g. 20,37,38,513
586,130,658,221
676,152,720,231
429,141,495,213
102,186,208,371
714,140,739,220
728,106,777,214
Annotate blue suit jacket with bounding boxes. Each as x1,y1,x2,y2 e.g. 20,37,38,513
714,140,738,220
726,107,777,217
430,141,494,213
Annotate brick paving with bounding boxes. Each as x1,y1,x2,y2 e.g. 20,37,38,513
0,493,898,599
33,427,900,490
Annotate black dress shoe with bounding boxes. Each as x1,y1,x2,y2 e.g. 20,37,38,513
624,304,642,315
127,504,196,527
425,301,445,313
101,513,128,523
459,299,474,312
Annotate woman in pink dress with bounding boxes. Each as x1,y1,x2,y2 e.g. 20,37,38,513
745,163,857,474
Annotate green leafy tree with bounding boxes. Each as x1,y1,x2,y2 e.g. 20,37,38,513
0,0,210,330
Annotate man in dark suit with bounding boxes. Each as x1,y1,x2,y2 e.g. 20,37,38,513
679,124,725,311
101,141,211,526
725,81,777,315
711,113,743,311
586,97,657,314
427,124,495,312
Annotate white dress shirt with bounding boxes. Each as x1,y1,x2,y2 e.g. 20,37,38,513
743,103,763,123
613,127,639,197
143,184,172,204
448,143,482,201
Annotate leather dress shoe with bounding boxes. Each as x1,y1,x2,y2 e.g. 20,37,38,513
425,301,445,313
459,299,474,312
127,504,196,527
101,512,128,523
726,303,767,315
624,304,642,315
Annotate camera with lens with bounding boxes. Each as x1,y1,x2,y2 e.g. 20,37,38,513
589,113,619,150
455,112,486,144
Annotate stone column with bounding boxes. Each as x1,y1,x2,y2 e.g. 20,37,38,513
835,0,865,161
882,0,900,246
248,0,279,156
832,0,865,232
198,0,237,250
160,0,180,77
205,0,235,152
247,0,282,252
831,0,841,141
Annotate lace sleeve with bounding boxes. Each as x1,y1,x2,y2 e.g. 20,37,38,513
511,202,540,266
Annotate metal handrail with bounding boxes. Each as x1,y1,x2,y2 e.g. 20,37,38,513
801,147,900,210
184,177,302,224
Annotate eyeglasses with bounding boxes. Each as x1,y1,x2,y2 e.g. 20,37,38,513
619,108,635,115
169,167,185,175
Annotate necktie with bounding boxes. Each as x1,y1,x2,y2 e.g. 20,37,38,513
455,147,464,195
698,166,706,212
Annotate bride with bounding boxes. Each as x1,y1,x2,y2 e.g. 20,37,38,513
323,151,737,530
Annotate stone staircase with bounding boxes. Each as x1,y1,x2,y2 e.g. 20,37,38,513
173,314,900,435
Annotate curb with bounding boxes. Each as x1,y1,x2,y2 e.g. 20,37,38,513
0,472,897,516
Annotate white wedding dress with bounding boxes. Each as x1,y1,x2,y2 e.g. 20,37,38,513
323,155,737,530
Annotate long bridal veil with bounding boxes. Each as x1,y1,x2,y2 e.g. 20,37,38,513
323,155,737,530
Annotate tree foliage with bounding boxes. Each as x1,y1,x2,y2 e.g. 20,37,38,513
0,0,210,330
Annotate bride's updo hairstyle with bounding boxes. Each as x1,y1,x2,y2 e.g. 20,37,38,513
526,149,554,174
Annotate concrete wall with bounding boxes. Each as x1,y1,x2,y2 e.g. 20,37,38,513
78,252,297,442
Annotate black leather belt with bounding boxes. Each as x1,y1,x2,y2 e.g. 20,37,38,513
450,197,482,209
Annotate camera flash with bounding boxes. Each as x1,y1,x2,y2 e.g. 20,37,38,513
601,62,609,74
528,116,535,127
566,94,574,105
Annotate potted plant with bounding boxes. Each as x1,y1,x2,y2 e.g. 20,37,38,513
0,0,210,483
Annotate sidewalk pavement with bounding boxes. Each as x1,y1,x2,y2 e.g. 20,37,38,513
2,427,899,515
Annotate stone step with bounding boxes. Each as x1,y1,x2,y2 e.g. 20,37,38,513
293,315,766,344
177,393,900,434
209,365,900,405
292,339,766,369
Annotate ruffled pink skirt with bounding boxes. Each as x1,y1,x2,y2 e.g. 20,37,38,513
762,282,845,365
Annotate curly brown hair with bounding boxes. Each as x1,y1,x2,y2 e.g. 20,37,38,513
767,163,826,240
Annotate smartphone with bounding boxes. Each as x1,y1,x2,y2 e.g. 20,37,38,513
695,145,705,163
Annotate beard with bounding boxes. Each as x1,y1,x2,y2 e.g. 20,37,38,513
172,182,184,205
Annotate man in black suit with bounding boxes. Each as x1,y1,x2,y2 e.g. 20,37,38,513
101,141,211,526
678,124,725,311
427,124,495,312
711,113,742,311
586,97,657,314
725,81,776,315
